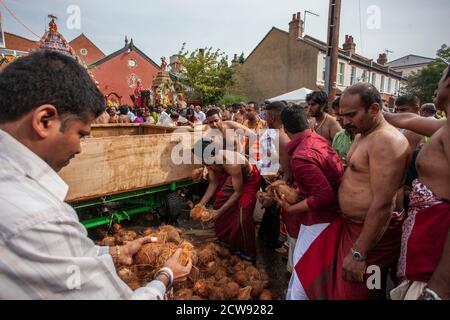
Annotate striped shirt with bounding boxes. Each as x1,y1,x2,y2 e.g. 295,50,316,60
0,129,165,300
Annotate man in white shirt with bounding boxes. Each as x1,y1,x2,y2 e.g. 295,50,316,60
194,105,206,124
156,105,171,126
0,50,191,299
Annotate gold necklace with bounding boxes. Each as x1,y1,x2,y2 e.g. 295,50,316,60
314,114,328,132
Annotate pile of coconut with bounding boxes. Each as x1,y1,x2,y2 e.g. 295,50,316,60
97,223,273,300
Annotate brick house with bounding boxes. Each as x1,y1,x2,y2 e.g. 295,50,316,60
232,12,403,106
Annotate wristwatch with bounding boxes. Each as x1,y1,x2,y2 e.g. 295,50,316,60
422,287,442,300
351,248,367,262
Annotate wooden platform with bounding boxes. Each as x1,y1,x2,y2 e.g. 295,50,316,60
59,124,202,202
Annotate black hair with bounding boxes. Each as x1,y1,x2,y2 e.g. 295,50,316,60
206,108,220,118
0,50,104,125
306,91,328,106
395,95,420,108
343,83,382,110
280,106,309,134
192,139,218,163
119,105,129,115
265,101,287,115
331,96,341,110
247,101,257,106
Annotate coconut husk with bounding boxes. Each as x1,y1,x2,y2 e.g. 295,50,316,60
190,295,203,300
134,243,162,266
228,255,240,266
197,247,216,266
100,236,116,246
205,260,219,276
217,246,231,259
266,180,300,204
189,266,200,282
250,280,264,299
112,223,122,233
179,241,194,266
193,279,210,298
233,261,246,273
237,286,252,300
234,270,250,287
190,205,212,222
209,286,225,300
142,227,155,236
174,288,193,300
224,281,240,300
214,268,227,281
260,272,271,288
117,267,137,284
246,266,261,280
114,229,138,244
158,225,182,244
127,281,141,291
259,290,272,300
216,276,232,286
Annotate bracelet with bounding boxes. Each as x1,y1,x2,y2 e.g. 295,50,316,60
154,267,174,288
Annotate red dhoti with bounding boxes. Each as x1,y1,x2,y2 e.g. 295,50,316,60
213,165,261,259
291,213,403,300
397,179,450,283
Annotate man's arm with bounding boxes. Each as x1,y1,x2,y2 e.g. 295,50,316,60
329,118,343,142
213,165,244,218
279,132,293,184
198,167,219,206
383,112,445,137
226,121,258,140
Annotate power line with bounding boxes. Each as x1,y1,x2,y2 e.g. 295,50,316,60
0,0,41,39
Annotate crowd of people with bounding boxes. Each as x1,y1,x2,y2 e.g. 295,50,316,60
0,50,448,300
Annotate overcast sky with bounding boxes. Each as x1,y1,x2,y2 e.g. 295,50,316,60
2,0,449,64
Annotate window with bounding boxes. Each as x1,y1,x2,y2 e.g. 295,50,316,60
322,57,326,81
380,76,385,92
350,66,356,85
362,70,368,82
371,73,377,86
338,62,345,85
388,78,392,93
79,48,88,56
128,58,137,68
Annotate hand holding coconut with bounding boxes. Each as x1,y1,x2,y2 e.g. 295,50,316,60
111,235,158,265
163,248,193,283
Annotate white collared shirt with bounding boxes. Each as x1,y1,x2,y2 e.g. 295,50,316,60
0,129,165,299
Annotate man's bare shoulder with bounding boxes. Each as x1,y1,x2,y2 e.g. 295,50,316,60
369,123,410,155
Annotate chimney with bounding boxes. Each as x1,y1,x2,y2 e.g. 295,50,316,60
377,53,388,65
343,35,356,56
289,12,304,39
231,53,239,67
124,35,128,47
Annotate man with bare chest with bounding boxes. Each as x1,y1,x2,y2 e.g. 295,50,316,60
293,83,410,300
385,66,450,300
307,91,342,144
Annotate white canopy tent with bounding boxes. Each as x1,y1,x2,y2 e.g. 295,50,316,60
267,87,313,104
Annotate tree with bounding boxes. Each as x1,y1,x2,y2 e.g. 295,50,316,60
217,93,248,106
401,44,449,104
177,43,235,105
238,52,245,64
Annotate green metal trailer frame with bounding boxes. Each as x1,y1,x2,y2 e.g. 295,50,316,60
71,180,194,229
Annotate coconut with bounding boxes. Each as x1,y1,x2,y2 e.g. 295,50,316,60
223,281,240,300
208,286,225,300
115,229,138,244
205,260,219,276
267,180,300,204
190,295,203,300
134,243,164,266
197,247,216,266
158,225,182,244
250,280,264,299
237,286,252,300
216,276,232,286
234,270,250,287
142,227,155,236
174,288,193,300
190,205,211,222
233,261,246,272
112,223,122,233
214,268,227,281
228,255,240,266
100,236,116,246
260,272,271,288
193,279,210,298
217,246,231,259
117,267,136,284
246,266,261,280
259,290,273,300
127,281,141,290
179,241,194,266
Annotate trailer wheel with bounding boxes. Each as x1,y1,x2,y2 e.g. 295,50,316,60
159,191,187,223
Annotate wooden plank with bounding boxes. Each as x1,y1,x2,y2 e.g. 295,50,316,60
59,132,200,202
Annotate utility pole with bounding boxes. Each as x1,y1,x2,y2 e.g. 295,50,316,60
324,0,342,105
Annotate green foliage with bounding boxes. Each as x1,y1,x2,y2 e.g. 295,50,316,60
401,44,449,103
217,93,248,106
177,43,235,105
238,52,245,64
